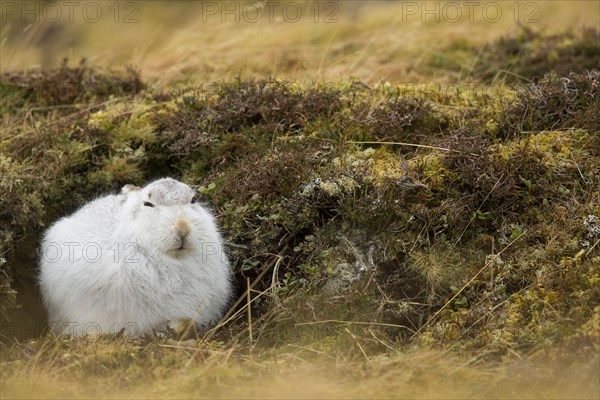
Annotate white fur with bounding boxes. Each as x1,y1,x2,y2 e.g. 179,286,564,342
38,178,232,336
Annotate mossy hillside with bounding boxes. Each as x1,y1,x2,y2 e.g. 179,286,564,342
1,60,598,363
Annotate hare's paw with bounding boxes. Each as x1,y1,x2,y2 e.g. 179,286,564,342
151,321,175,338
169,318,198,338
152,319,196,339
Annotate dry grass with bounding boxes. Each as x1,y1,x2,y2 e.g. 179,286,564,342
1,336,599,399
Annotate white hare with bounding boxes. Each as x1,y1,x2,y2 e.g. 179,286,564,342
38,178,232,336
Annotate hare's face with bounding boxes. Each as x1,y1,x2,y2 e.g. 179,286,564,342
121,179,212,257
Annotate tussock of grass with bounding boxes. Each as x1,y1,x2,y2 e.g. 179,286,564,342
501,70,600,135
0,59,143,113
431,27,600,83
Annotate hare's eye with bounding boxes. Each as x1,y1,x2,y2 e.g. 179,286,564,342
143,202,155,208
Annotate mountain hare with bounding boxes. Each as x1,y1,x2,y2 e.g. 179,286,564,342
39,178,232,336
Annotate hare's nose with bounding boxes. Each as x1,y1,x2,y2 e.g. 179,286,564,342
173,219,191,239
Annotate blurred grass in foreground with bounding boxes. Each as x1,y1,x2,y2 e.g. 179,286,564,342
2,337,599,399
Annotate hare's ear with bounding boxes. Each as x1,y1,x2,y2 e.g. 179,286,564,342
121,184,141,194
120,184,141,203
191,189,202,204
